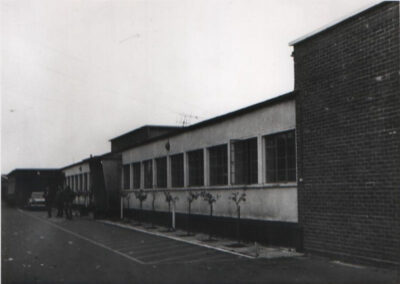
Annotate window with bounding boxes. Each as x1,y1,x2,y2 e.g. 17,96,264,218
156,157,167,188
84,173,88,192
171,153,184,187
79,174,83,191
75,175,79,191
132,162,141,189
209,144,228,185
143,160,153,188
265,130,296,183
188,149,204,186
123,164,130,189
231,137,258,185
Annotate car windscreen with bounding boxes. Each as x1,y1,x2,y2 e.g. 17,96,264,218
31,192,44,198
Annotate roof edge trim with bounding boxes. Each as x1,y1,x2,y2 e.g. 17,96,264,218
289,1,383,46
116,91,296,153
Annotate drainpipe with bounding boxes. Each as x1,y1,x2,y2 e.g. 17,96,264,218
172,200,176,230
120,196,123,220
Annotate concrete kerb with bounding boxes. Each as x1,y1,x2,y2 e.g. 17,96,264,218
99,220,256,260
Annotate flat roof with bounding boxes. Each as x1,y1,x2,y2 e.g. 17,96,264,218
61,91,295,167
289,1,384,46
60,151,118,171
109,125,181,142
61,154,104,171
61,158,91,171
117,91,296,153
8,168,61,176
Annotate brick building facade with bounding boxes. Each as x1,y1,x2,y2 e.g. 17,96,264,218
292,1,399,265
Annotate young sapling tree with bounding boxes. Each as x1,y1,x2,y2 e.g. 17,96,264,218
164,191,172,212
119,190,131,220
164,191,179,231
201,191,220,240
150,191,157,228
186,191,200,235
134,190,147,225
229,192,246,244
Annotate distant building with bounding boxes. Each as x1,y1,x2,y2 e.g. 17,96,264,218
6,169,63,207
61,126,179,216
62,154,121,217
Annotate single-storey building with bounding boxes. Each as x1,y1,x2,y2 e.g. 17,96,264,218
118,93,301,247
61,153,122,216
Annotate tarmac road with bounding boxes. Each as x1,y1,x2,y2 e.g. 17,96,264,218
2,204,398,284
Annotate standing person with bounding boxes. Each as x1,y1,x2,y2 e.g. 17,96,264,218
64,186,75,220
43,187,53,218
55,186,64,217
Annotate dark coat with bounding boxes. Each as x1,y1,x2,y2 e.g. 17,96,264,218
64,187,76,203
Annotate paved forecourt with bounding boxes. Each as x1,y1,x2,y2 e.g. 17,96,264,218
3,205,398,284
19,209,241,265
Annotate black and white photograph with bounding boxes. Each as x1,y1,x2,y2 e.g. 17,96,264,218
1,0,399,283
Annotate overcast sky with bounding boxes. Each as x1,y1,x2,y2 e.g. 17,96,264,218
1,0,378,174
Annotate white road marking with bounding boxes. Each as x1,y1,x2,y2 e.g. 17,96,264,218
18,209,146,265
331,260,366,269
161,252,232,265
116,239,180,252
146,249,213,264
114,239,167,251
134,244,197,259
100,220,255,259
125,242,189,256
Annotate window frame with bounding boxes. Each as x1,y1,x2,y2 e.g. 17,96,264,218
75,175,79,191
84,173,88,192
155,156,167,188
132,162,141,189
143,159,153,189
230,137,258,185
123,164,130,189
264,129,296,183
208,144,228,186
188,149,204,187
170,153,184,188
79,174,83,191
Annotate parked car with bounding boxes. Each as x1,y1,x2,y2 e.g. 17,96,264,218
27,191,46,209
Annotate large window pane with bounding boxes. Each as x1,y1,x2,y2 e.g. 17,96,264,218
75,175,78,191
143,160,153,188
123,164,130,189
83,173,88,191
171,153,184,187
188,149,204,186
79,174,83,191
156,157,167,188
232,138,258,185
132,162,141,189
209,144,228,185
265,130,296,183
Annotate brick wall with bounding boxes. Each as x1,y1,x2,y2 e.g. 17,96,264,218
293,2,399,265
